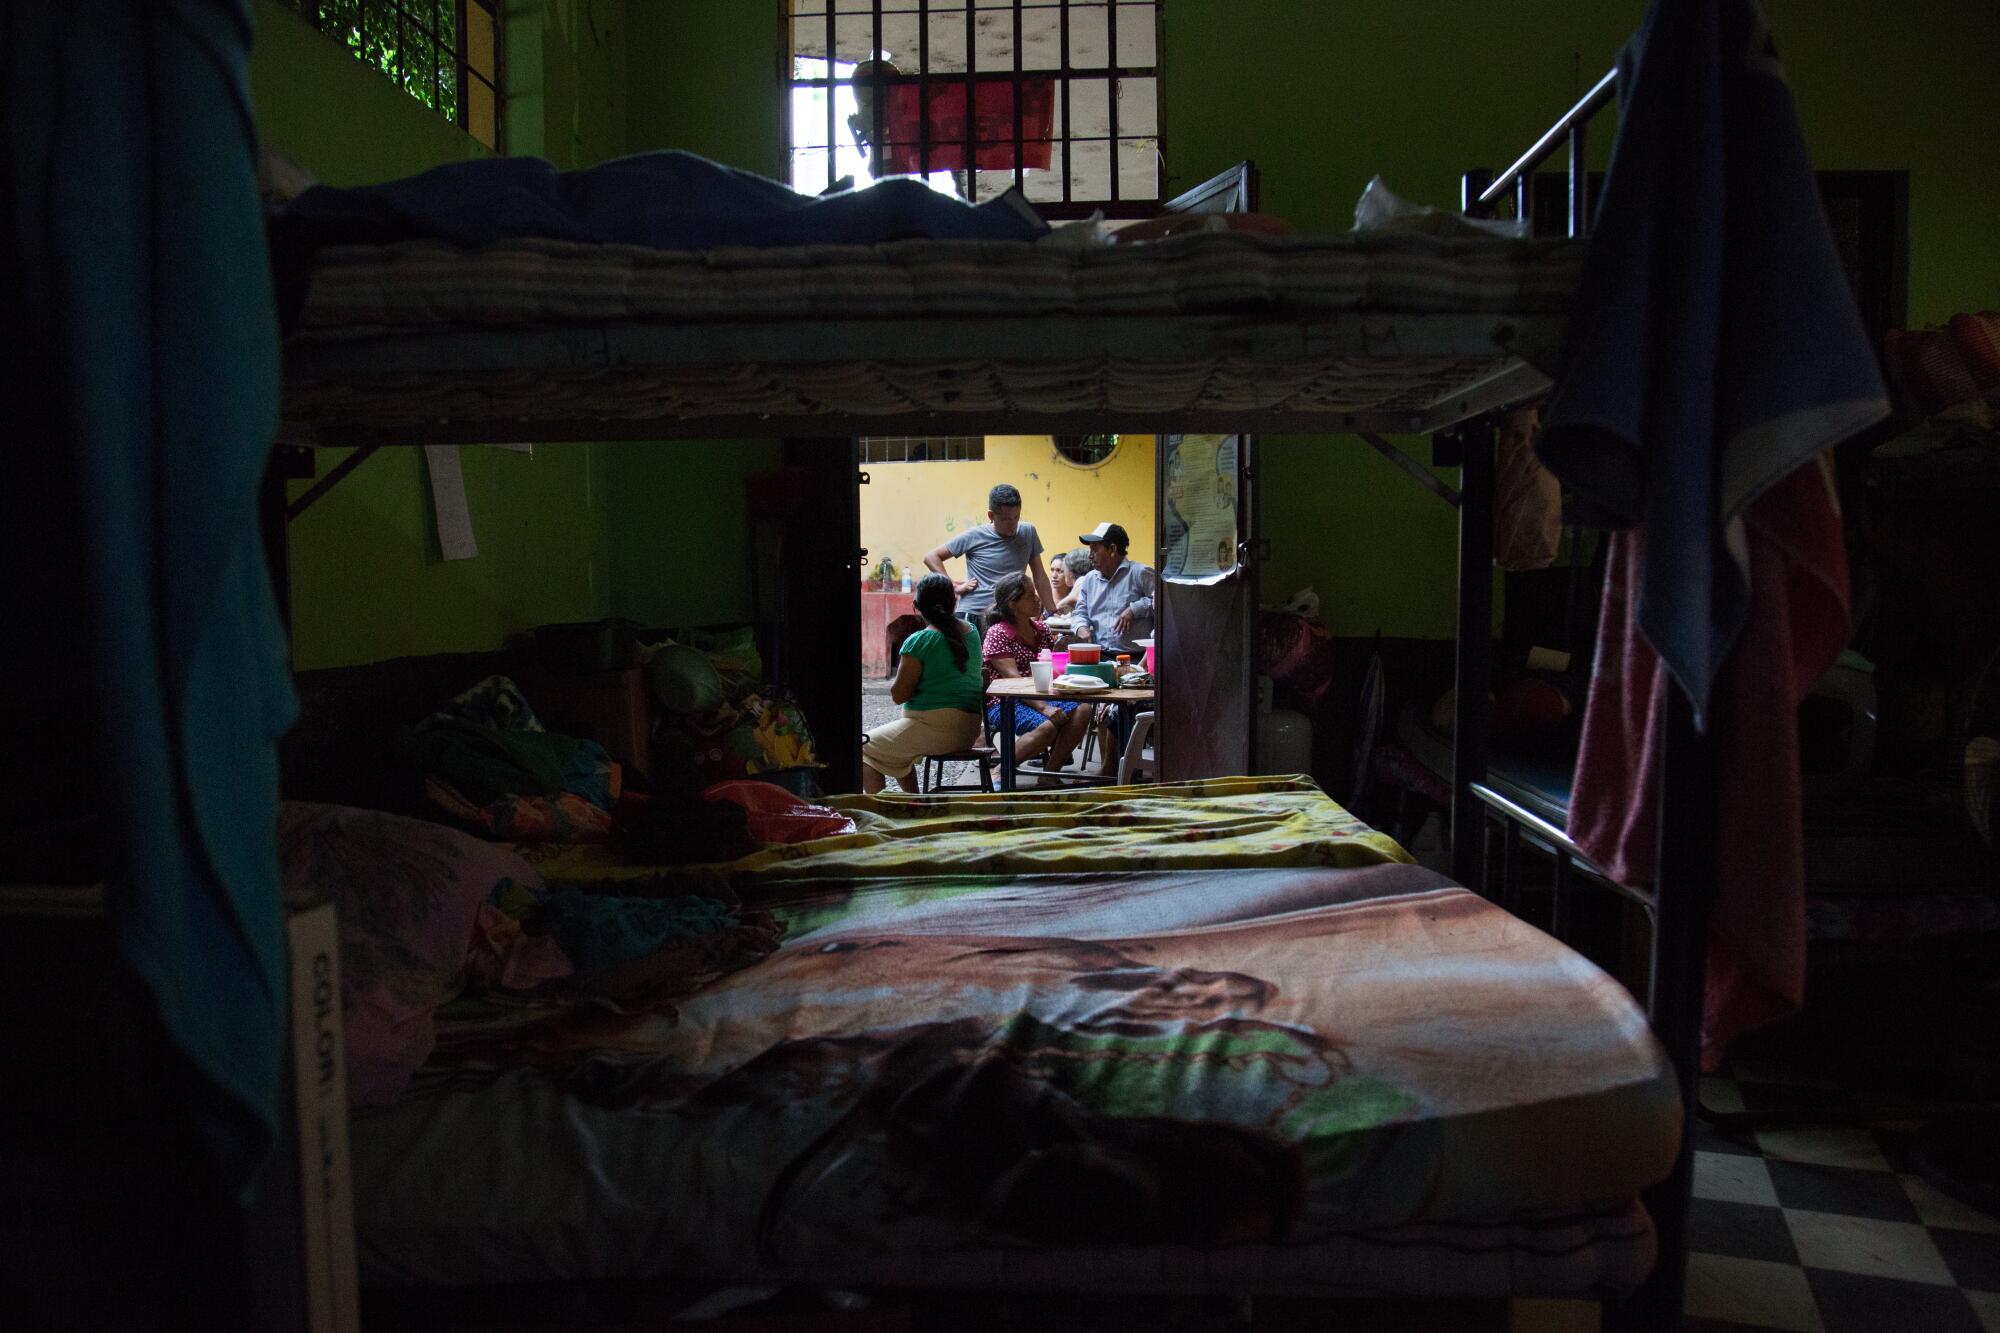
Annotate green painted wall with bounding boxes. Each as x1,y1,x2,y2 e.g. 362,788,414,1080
255,0,627,669
1163,0,2000,639
626,0,784,175
606,2,788,633
508,0,630,166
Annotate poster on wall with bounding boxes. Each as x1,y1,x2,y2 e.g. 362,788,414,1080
1160,433,1240,585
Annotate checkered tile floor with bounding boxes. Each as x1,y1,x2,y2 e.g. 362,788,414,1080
1684,1068,2000,1332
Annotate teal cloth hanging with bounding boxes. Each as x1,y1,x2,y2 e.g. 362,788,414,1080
1,0,296,1190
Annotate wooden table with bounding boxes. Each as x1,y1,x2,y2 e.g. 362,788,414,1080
986,676,1157,792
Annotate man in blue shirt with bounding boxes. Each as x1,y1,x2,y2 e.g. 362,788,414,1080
1068,522,1156,657
924,482,1057,624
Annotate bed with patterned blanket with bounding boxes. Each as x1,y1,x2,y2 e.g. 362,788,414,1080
350,861,1679,1300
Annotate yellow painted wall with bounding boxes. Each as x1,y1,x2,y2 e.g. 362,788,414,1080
861,435,1157,586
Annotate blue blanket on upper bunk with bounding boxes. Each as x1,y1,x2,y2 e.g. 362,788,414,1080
267,150,1050,329
273,150,1048,254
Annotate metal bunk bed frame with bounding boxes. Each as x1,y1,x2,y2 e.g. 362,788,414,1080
266,63,1718,1333
1444,69,1712,1332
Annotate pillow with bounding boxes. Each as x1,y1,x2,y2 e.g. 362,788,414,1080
647,643,727,715
276,801,561,1105
682,625,764,693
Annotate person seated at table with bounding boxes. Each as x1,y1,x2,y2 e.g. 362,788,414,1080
1049,549,1091,616
1067,521,1156,658
982,573,1092,780
861,574,984,794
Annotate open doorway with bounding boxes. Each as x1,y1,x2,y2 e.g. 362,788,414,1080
858,433,1158,790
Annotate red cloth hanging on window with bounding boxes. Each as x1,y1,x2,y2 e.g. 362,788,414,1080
875,78,1056,175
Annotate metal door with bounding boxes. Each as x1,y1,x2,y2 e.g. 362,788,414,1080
1156,164,1260,780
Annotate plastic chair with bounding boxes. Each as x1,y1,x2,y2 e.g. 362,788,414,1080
1117,711,1159,785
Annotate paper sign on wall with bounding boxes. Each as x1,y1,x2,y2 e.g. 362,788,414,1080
1161,433,1241,585
423,444,478,561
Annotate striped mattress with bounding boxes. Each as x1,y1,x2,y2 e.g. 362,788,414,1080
279,229,1580,440
293,228,1583,334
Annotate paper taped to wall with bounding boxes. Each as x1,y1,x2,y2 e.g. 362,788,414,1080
1162,433,1241,585
423,444,478,561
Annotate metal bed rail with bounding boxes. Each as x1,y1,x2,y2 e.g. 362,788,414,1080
1449,62,1719,1333
1469,66,1620,241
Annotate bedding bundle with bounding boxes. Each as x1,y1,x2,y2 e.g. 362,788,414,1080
276,800,779,1106
397,674,623,841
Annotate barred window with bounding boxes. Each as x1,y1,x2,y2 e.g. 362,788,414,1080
861,436,987,463
1052,433,1119,466
787,1,1161,219
277,1,502,150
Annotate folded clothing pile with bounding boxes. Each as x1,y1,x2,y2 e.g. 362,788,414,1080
277,801,574,1105
397,674,622,840
278,800,783,1106
645,626,823,791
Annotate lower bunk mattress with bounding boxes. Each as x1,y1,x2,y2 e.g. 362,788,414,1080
516,775,1413,890
351,861,1680,1299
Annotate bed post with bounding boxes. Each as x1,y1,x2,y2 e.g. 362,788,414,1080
1460,169,1493,216
1616,686,1715,1330
1449,416,1495,891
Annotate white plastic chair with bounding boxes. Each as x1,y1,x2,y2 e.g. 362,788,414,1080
1117,711,1158,785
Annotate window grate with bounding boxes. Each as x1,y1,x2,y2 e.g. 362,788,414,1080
787,1,1162,219
276,0,502,150
1053,433,1119,466
860,436,987,464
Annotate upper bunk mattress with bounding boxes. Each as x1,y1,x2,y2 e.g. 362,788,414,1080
351,862,1679,1296
280,229,1581,442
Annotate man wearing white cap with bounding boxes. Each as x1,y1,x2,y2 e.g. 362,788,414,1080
1068,521,1156,657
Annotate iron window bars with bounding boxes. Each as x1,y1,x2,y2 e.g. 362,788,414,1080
859,436,987,463
787,1,1162,219
276,0,502,150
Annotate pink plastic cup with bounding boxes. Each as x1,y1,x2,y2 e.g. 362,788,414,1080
1049,650,1069,677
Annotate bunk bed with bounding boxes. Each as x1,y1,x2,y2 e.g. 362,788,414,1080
270,49,1732,1333
276,225,1574,449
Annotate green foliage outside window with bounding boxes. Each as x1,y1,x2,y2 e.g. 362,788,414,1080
276,0,498,145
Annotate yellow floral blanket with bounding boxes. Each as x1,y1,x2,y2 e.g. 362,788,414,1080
515,775,1410,890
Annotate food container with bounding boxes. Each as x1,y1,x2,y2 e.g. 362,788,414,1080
1067,643,1102,665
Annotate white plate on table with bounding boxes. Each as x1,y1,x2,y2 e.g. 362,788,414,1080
1053,674,1109,691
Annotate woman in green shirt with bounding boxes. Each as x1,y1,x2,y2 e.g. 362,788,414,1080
862,573,985,793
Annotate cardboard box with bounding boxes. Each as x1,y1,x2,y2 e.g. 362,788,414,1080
285,893,361,1333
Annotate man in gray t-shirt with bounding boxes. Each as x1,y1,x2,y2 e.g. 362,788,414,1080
923,482,1057,623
